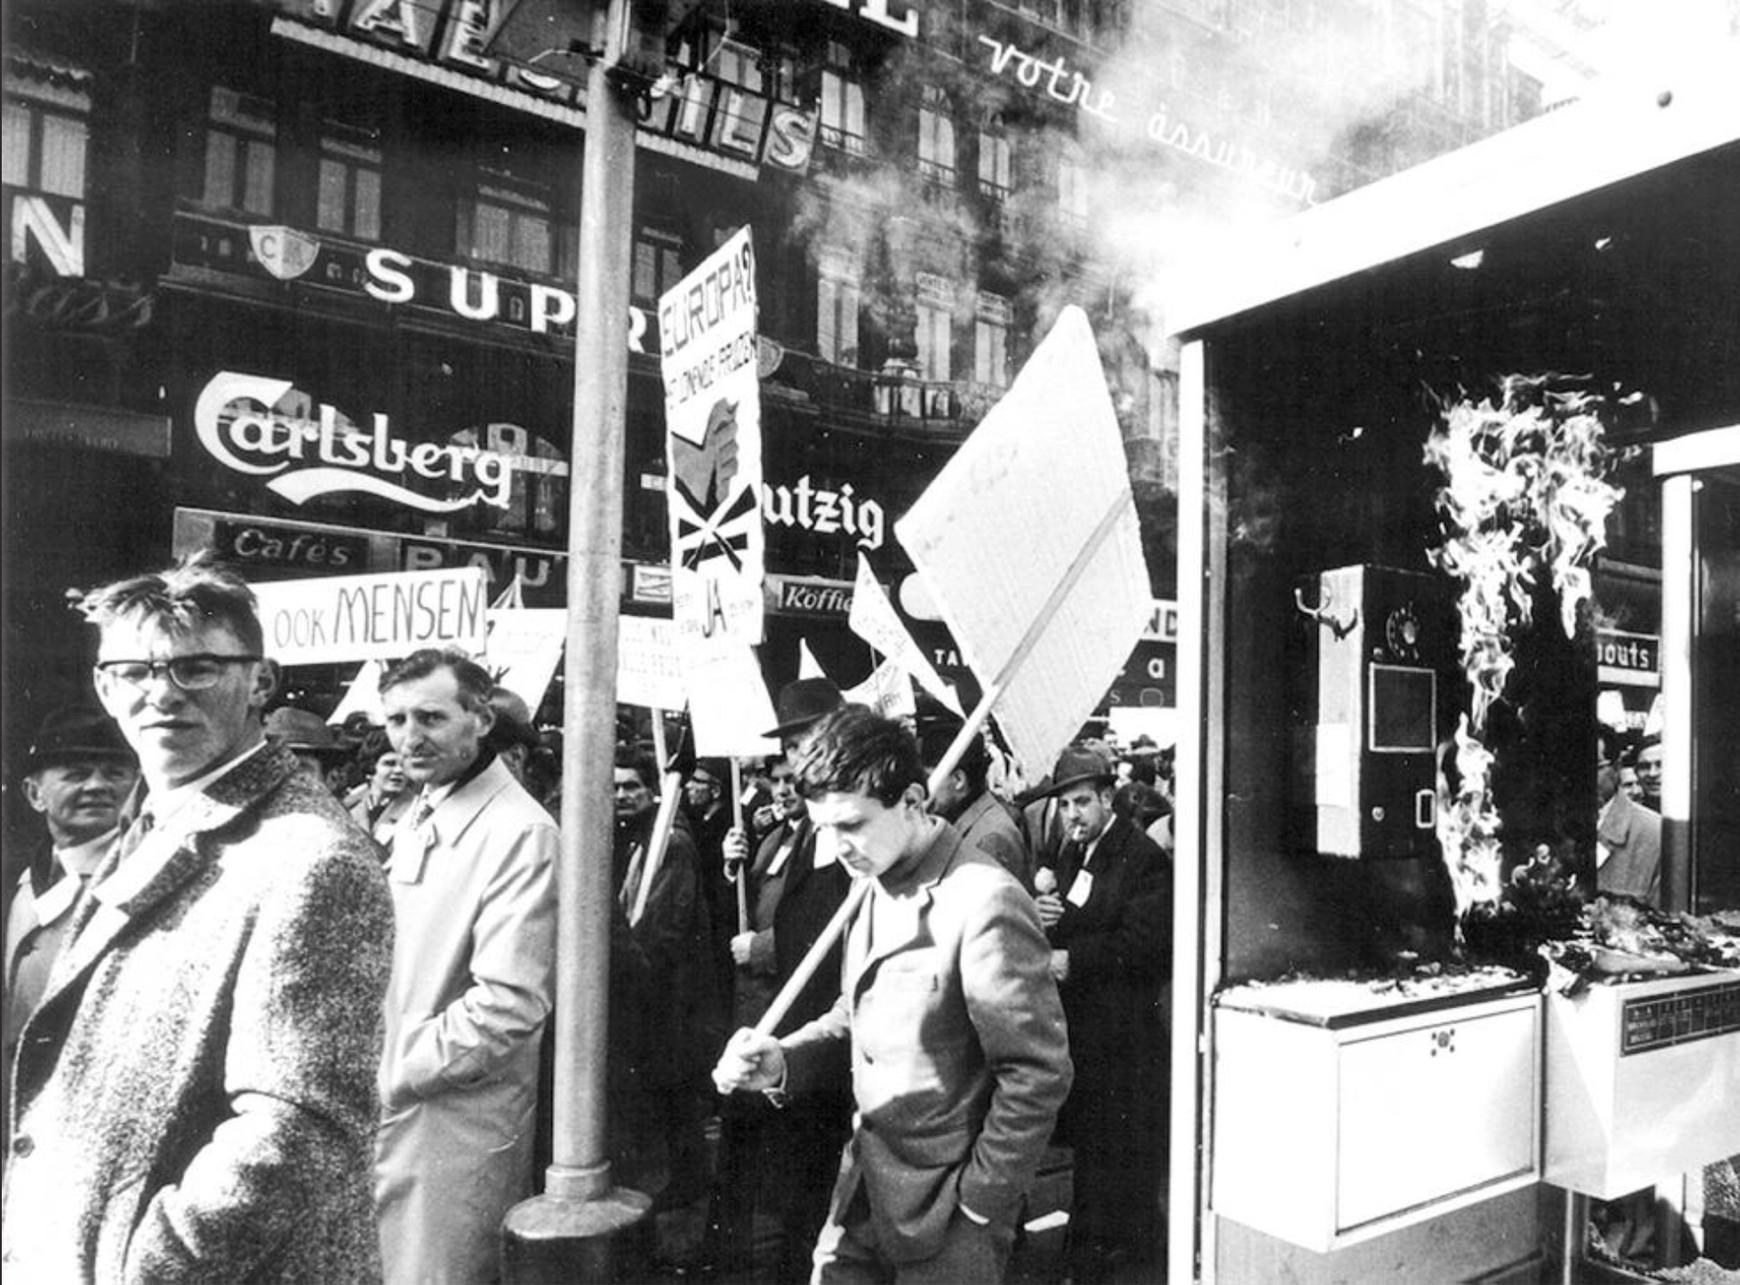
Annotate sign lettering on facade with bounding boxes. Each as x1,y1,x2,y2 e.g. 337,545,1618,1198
975,32,1317,206
269,1,819,176
8,193,84,277
194,369,553,514
172,213,657,353
1596,627,1660,688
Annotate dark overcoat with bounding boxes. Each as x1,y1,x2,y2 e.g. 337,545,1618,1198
1042,813,1172,1244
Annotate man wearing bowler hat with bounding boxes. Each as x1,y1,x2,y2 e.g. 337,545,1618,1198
3,705,138,1153
1034,744,1172,1283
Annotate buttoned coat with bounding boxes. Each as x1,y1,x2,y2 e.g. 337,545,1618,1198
2,745,393,1283
1043,814,1171,1248
374,757,557,1285
783,820,1072,1266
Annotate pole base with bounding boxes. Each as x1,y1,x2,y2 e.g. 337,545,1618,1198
501,1187,654,1285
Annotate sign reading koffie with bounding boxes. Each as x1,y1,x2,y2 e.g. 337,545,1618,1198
194,370,523,513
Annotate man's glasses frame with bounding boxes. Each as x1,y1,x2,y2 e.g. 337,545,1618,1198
94,654,264,691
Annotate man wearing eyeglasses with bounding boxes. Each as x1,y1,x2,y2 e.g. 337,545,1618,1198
1,553,394,1283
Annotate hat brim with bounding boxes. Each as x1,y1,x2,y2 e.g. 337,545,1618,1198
763,714,825,741
25,746,134,770
1047,769,1113,797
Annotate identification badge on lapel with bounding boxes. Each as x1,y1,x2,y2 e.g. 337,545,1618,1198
1066,868,1095,908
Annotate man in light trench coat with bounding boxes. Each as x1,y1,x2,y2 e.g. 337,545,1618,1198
374,647,558,1285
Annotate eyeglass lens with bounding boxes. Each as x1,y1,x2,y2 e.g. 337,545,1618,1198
98,655,258,690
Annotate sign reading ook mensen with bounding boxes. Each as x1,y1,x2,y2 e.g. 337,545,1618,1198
253,568,489,665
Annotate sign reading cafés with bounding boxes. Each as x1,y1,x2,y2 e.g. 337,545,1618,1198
195,370,532,513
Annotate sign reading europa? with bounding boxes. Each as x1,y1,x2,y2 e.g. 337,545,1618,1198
196,370,521,513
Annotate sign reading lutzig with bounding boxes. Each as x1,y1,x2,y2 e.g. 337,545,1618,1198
661,226,765,648
254,567,489,664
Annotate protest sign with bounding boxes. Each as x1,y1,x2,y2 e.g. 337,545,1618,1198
844,657,918,721
254,567,489,665
617,614,686,712
482,608,565,712
677,632,779,758
661,225,765,648
327,659,385,726
895,305,1151,775
848,554,962,715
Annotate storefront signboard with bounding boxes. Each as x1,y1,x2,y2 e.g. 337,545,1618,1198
193,369,536,515
268,2,819,177
3,398,170,459
172,213,658,354
1596,627,1660,688
253,566,489,664
211,515,373,576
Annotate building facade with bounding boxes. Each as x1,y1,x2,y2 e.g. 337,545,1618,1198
2,0,1542,809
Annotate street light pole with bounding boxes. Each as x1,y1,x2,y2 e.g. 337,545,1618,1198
501,0,648,1277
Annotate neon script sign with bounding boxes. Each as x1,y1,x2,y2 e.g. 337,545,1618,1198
195,371,520,512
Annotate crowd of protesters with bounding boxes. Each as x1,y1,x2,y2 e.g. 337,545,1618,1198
2,554,1176,1285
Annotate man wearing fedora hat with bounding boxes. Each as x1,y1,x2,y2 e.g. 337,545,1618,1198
703,676,855,1277
265,704,355,796
1034,744,1172,1283
3,705,138,1155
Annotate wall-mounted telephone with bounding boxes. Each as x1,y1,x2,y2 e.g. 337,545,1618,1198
1293,565,1453,859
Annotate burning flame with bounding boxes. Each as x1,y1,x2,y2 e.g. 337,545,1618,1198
1424,377,1624,933
1435,714,1506,928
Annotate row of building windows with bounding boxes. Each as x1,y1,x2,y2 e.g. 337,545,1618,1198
4,70,1015,391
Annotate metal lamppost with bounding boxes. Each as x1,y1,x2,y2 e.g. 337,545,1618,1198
484,1,666,1277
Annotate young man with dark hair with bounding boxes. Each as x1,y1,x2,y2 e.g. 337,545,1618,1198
375,645,558,1285
714,706,1072,1284
5,553,393,1282
919,715,1033,891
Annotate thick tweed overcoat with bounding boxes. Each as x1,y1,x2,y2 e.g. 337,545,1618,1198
783,820,1073,1266
2,744,394,1283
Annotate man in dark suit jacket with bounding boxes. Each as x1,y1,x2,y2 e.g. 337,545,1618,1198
2,706,137,1158
1035,745,1172,1284
612,750,719,1213
714,707,1072,1284
5,554,392,1283
706,680,854,1277
919,715,1034,891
